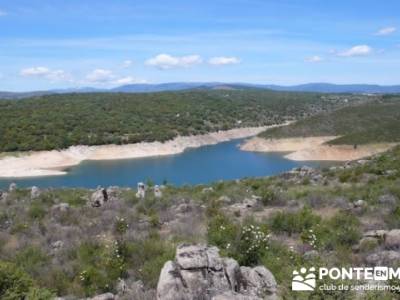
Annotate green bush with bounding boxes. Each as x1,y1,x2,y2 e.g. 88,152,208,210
15,246,48,276
207,214,270,265
269,207,321,236
317,212,361,250
259,189,277,206
0,261,54,300
119,235,175,288
207,213,238,250
28,203,47,221
76,241,126,296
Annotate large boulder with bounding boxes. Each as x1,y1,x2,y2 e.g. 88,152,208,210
156,244,277,300
90,187,108,207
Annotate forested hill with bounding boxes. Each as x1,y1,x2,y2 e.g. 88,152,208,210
0,90,369,152
260,95,400,145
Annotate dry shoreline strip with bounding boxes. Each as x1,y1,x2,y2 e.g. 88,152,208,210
240,136,397,161
0,126,273,178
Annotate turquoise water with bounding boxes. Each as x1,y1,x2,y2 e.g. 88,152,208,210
0,139,324,189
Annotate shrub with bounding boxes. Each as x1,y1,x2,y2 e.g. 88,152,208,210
207,214,270,265
207,214,238,250
28,203,47,221
119,236,175,288
316,212,361,250
76,241,126,296
15,246,49,276
0,261,54,300
114,217,129,235
259,189,277,206
269,207,321,236
233,223,270,265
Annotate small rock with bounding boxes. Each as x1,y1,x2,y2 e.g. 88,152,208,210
9,183,17,192
31,186,41,199
363,229,387,240
378,194,397,207
333,197,351,210
384,229,400,250
354,199,366,208
202,187,214,193
366,251,400,266
90,293,115,300
357,159,369,165
51,240,64,250
116,278,128,295
219,196,232,204
154,185,162,198
243,198,257,208
136,182,146,199
51,203,70,213
384,170,397,176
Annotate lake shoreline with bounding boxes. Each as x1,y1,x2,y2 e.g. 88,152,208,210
0,126,277,178
240,136,397,161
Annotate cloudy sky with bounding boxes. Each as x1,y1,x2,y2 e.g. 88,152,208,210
1,0,400,91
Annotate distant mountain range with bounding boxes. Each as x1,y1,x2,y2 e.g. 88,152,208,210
1,82,400,99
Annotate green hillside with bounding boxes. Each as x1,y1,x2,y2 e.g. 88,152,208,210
0,90,363,152
259,95,400,145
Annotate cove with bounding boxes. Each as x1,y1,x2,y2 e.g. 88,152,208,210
0,139,326,189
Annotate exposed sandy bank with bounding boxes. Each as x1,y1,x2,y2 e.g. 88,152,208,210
240,136,337,153
285,143,396,161
240,136,397,161
0,126,269,178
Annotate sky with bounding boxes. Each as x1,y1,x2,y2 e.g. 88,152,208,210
0,0,400,91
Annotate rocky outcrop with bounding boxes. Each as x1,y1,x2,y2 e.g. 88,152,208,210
156,244,277,300
90,187,108,207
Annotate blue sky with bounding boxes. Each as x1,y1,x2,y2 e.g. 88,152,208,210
1,0,400,91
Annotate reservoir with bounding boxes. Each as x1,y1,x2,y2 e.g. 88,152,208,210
0,139,324,189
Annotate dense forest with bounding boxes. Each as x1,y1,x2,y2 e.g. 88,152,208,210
260,95,400,145
0,90,365,152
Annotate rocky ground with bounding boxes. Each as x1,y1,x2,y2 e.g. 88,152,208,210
1,146,400,299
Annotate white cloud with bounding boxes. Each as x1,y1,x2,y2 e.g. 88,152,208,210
122,60,133,68
113,76,147,85
375,27,396,36
20,66,71,81
21,66,51,77
208,56,240,66
337,45,372,57
85,69,146,86
85,69,115,83
145,54,202,69
305,55,323,63
0,9,7,16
